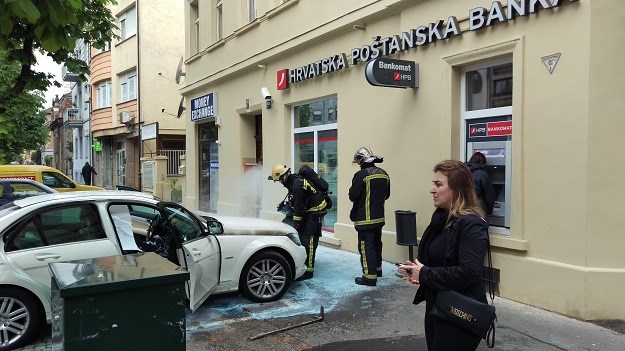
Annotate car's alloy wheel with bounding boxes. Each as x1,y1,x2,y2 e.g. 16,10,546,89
0,288,40,351
240,251,293,303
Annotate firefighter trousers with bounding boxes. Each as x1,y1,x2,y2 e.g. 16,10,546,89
357,228,382,279
299,213,323,272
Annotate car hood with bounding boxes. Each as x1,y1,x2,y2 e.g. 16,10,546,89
196,211,295,236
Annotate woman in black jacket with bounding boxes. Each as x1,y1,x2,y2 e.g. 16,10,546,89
398,160,488,351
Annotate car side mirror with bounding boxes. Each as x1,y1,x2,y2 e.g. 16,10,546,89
204,217,224,235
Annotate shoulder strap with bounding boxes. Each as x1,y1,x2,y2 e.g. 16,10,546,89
486,237,496,348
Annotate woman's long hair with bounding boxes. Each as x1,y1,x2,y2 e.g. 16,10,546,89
433,160,485,221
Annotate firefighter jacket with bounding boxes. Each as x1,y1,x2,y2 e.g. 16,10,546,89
349,164,391,230
284,174,327,223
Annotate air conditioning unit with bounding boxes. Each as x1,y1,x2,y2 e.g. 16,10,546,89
84,92,91,103
119,111,131,124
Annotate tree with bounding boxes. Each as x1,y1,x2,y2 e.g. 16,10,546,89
0,0,118,111
0,49,49,163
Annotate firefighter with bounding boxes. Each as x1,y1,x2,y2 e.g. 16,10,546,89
268,164,327,280
349,147,391,286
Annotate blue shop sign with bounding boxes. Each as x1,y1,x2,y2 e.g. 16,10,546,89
190,92,217,122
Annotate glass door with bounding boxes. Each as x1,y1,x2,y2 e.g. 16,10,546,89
199,123,218,212
116,148,125,185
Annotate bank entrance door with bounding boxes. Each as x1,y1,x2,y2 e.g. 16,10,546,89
199,122,218,212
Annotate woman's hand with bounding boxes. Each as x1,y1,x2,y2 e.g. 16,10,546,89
397,259,424,285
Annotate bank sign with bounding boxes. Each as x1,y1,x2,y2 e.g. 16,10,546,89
276,0,578,90
190,92,217,122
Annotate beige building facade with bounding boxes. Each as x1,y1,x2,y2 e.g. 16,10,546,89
90,0,186,189
180,0,625,320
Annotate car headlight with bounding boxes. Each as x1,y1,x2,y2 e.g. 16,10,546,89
286,232,301,246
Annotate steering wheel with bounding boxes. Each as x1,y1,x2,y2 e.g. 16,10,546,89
144,214,167,254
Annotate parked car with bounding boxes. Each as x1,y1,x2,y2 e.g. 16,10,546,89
0,191,306,350
0,165,103,192
0,179,57,206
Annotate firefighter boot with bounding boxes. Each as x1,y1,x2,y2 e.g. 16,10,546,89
355,277,377,286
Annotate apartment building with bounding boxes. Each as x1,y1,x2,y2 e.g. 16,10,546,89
48,92,74,174
179,0,625,320
89,0,186,189
60,39,92,183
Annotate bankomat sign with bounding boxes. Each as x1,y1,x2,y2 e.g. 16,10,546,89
469,121,512,138
365,58,418,89
276,0,578,90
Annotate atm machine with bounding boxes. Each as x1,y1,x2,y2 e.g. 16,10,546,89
466,117,512,229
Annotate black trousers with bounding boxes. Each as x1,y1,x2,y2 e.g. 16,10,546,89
357,228,382,279
299,214,322,272
424,301,481,351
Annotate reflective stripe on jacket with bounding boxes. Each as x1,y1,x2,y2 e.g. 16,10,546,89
349,165,390,230
289,176,327,222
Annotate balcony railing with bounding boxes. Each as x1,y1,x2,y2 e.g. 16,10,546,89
62,65,80,82
63,108,82,128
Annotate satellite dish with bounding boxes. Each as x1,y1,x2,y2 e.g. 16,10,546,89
176,96,185,118
175,57,186,84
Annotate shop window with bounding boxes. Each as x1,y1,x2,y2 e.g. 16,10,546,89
292,97,338,232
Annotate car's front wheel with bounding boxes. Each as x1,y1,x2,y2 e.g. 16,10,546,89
0,288,41,351
239,251,293,303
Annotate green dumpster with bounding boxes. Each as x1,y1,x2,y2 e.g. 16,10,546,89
49,252,190,351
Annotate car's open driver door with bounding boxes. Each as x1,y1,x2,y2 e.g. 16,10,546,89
160,203,221,312
180,235,220,311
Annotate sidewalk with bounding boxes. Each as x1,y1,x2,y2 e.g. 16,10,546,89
17,245,625,351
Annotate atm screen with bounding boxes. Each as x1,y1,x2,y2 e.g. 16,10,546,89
476,148,505,159
475,148,506,166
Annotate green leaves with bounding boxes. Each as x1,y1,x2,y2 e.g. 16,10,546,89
17,0,41,23
1,0,117,106
0,50,48,164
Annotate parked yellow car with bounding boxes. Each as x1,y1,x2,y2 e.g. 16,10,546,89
0,165,103,192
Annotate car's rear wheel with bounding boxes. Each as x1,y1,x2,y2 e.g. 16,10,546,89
239,251,293,303
0,288,41,351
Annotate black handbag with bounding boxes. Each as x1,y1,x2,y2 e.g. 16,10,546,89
430,239,497,348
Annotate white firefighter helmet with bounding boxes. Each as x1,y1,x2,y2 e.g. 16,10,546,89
352,147,376,165
268,164,290,181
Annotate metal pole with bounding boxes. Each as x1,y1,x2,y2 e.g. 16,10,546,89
247,306,325,341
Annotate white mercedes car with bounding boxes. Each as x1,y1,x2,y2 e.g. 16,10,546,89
0,191,306,350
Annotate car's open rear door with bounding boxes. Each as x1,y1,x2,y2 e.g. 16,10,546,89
179,235,220,311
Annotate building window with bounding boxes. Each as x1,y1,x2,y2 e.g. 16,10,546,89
96,80,112,108
95,41,111,54
292,97,338,232
119,70,137,103
216,0,223,40
247,0,256,22
189,0,199,53
462,60,513,233
118,6,137,41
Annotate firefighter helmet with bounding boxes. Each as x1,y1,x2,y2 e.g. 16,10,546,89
352,147,376,165
268,164,290,181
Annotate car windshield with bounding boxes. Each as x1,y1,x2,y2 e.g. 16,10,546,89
161,203,205,242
